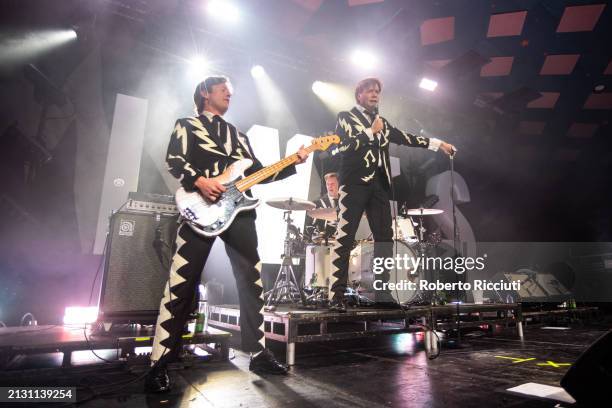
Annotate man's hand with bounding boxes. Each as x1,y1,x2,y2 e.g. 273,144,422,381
371,116,383,134
295,145,310,164
440,142,456,156
195,176,226,201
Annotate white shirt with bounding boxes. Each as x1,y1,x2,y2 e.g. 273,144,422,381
201,110,232,155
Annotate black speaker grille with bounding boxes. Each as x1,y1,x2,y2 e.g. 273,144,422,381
100,211,178,321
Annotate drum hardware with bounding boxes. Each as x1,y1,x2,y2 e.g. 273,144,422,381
306,207,337,222
312,230,336,246
346,284,375,307
402,208,445,307
307,207,338,246
304,243,334,305
348,240,423,304
264,198,446,308
405,208,444,216
267,197,316,212
264,197,314,308
427,230,442,247
404,207,443,247
345,208,445,307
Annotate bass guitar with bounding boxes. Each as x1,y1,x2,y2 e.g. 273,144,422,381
175,135,340,237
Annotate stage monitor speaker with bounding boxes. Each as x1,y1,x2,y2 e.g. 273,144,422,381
561,330,612,405
99,210,179,324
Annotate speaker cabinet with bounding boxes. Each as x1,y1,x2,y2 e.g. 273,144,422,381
99,210,178,324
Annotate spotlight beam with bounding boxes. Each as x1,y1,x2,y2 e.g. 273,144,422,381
0,29,79,68
312,80,354,114
251,67,298,131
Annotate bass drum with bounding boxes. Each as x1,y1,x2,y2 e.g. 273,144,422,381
349,240,422,304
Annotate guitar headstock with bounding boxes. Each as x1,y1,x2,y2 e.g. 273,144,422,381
310,134,340,151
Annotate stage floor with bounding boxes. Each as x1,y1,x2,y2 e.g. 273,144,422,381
1,321,608,407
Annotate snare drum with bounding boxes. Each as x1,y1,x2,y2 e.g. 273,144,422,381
305,244,333,288
348,240,421,303
393,217,418,243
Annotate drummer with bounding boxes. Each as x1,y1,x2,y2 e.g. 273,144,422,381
304,172,340,243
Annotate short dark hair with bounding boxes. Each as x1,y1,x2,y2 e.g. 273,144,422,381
193,76,230,114
354,77,382,102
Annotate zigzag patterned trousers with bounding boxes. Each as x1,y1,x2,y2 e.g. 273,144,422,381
151,211,265,366
330,172,394,299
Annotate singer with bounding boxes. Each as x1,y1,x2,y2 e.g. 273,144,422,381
329,77,456,312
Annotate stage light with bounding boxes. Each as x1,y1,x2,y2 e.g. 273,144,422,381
350,49,378,70
190,56,207,70
312,80,326,95
189,55,208,78
593,84,606,93
63,306,98,325
419,77,438,92
207,0,240,23
251,65,265,78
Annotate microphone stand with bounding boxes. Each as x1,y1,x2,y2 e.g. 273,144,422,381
449,151,464,345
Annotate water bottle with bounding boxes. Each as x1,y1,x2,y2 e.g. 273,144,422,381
195,284,208,333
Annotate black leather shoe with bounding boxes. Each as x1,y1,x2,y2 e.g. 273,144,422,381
329,297,347,313
144,366,171,393
249,349,288,375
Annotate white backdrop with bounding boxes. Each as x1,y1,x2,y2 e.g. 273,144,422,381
247,125,314,263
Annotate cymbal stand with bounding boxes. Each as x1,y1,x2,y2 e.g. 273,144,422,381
408,208,437,306
265,210,307,308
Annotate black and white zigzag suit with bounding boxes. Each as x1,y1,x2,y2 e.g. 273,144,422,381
150,111,296,366
330,106,440,300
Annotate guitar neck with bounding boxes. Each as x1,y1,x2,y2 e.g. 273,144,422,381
235,145,317,192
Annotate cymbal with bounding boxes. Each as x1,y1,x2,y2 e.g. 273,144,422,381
307,207,337,221
266,197,316,211
406,208,444,216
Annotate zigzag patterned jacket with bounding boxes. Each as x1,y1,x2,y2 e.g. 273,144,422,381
334,106,432,187
166,114,296,191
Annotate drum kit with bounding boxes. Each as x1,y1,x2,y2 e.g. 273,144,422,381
264,197,445,308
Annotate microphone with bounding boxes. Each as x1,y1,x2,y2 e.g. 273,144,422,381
371,106,380,134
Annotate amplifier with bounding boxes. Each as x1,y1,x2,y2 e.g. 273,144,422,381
126,191,178,214
99,210,179,324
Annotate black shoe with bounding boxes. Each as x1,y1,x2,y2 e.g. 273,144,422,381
144,366,171,393
329,296,347,313
249,349,288,375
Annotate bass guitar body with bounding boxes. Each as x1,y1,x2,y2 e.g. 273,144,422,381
175,159,258,237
